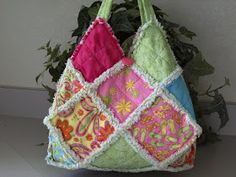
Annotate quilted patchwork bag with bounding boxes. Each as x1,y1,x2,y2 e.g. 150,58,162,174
44,0,202,172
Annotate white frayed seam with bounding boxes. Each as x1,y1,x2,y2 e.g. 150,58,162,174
43,16,202,172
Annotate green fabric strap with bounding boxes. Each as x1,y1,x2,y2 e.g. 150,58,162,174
97,0,156,24
138,0,156,24
97,0,113,21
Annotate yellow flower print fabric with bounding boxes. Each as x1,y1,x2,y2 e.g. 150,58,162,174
97,67,153,123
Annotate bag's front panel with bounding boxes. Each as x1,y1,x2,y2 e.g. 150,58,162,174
44,1,202,171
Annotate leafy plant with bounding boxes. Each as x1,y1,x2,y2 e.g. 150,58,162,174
37,0,229,144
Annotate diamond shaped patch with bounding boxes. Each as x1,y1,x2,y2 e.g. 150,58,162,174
72,18,123,83
53,64,83,110
51,95,115,160
129,96,195,162
97,67,153,123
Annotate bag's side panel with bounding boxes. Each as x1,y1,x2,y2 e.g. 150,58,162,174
167,76,196,120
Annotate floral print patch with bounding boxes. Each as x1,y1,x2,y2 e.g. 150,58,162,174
129,97,195,161
98,67,153,123
54,66,83,110
169,144,196,168
47,133,77,167
51,96,115,160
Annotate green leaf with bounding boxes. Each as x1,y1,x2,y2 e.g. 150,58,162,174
153,5,167,18
88,2,101,20
110,11,135,33
42,84,56,103
35,72,43,83
46,41,50,47
36,142,46,146
199,93,229,129
198,127,221,144
38,46,45,50
179,26,196,40
126,8,140,19
121,35,134,55
225,77,231,86
72,6,90,38
184,52,215,85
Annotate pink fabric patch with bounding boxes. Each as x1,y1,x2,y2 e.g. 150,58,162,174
129,97,195,161
121,57,134,66
98,67,153,123
71,18,123,83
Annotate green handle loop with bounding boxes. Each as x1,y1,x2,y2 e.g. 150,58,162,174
138,0,156,25
97,0,157,25
97,0,113,21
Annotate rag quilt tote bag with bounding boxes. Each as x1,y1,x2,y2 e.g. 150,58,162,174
44,0,202,172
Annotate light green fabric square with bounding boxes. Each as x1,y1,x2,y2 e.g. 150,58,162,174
91,137,151,169
132,23,177,82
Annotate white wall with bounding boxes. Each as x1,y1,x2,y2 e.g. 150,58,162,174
0,0,235,102
0,0,97,89
157,0,236,103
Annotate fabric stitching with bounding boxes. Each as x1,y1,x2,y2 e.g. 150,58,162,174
44,17,202,172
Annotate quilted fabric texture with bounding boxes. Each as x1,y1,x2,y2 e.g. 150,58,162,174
98,67,153,123
167,76,196,119
53,64,83,111
130,97,195,161
44,0,202,172
131,24,177,83
51,95,115,160
91,137,151,169
46,133,78,169
71,19,123,83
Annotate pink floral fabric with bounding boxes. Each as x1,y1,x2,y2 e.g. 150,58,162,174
72,18,123,83
98,67,153,123
129,97,195,161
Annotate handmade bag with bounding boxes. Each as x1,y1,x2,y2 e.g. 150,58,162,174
44,0,202,172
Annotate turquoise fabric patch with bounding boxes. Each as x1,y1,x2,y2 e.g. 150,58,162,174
47,133,78,169
167,76,196,120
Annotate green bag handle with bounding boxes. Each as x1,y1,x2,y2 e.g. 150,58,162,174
97,0,157,25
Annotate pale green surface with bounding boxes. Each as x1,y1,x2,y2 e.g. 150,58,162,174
91,137,151,169
97,0,112,21
97,0,156,25
132,23,177,82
